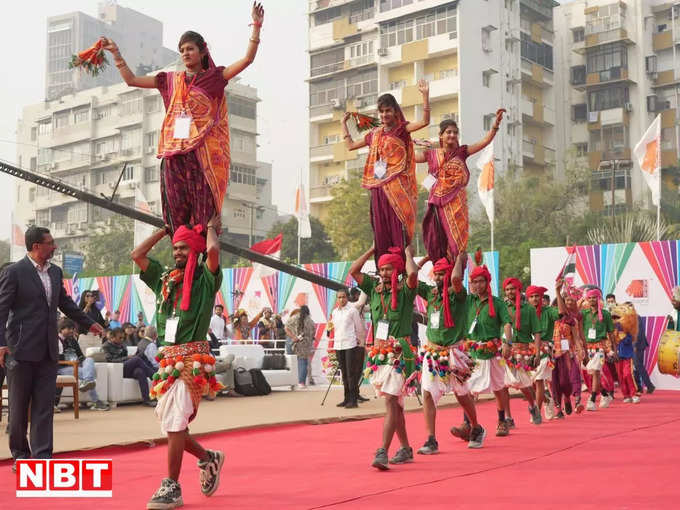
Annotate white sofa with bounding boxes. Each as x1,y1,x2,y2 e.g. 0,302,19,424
218,344,298,390
85,346,151,405
57,362,109,404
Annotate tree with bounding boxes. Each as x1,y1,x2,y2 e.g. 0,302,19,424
323,175,373,260
0,239,9,265
266,216,336,264
81,218,174,276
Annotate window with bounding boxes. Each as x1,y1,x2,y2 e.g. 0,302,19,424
574,142,588,157
121,165,135,181
144,131,159,149
95,137,118,155
590,124,628,154
121,128,142,151
588,86,629,111
483,113,495,131
37,210,50,225
94,170,107,185
29,188,36,202
144,166,160,183
483,72,491,87
310,78,344,107
380,0,413,12
380,4,457,49
585,3,625,36
145,95,162,113
313,6,342,26
30,157,37,171
310,48,344,77
346,69,377,98
349,0,374,24
73,107,89,124
348,39,374,64
230,165,257,185
586,42,627,80
95,105,113,120
570,65,586,85
572,103,587,122
232,132,256,153
228,96,256,119
30,126,37,141
520,33,553,70
323,134,339,145
572,27,585,42
67,203,87,224
233,207,246,220
38,121,52,136
119,93,142,116
54,111,69,129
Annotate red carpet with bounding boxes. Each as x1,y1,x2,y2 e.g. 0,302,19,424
1,391,678,509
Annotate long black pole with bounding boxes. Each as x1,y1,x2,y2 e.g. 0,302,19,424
0,160,345,291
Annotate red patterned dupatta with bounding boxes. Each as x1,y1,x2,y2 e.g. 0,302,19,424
157,58,230,215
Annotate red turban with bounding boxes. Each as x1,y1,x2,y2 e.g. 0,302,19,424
433,258,454,328
526,285,548,319
469,265,495,317
503,277,523,330
172,225,207,312
586,288,603,322
378,247,405,311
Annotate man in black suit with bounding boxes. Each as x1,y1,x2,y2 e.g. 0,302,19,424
0,226,104,464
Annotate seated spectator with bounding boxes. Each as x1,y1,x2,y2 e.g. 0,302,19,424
102,328,156,407
136,325,159,369
231,308,265,342
122,322,139,346
79,291,108,328
108,310,122,329
208,304,227,349
138,326,147,340
57,319,109,411
135,311,146,329
257,308,276,348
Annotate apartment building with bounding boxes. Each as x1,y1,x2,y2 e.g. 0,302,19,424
307,0,558,220
555,0,680,215
46,2,177,100
14,68,275,255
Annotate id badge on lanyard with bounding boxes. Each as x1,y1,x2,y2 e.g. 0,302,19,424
173,112,192,139
560,339,570,351
588,328,596,340
468,318,477,335
422,173,437,192
430,310,441,329
165,317,179,344
376,319,389,341
374,159,387,179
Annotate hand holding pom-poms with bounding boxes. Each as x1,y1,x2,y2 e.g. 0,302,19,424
69,39,108,76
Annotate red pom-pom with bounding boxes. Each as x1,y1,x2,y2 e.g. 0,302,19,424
474,247,483,266
167,376,176,385
191,353,202,362
193,376,204,385
159,359,168,368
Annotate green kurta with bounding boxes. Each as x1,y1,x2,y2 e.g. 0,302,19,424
465,294,512,360
536,305,560,342
417,284,468,346
358,275,423,339
140,258,222,346
506,301,541,344
582,308,614,344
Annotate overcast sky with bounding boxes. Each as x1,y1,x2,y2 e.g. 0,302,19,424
0,0,309,241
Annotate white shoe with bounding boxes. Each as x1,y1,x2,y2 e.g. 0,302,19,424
632,396,641,404
623,397,632,403
599,395,613,408
586,400,597,411
544,401,555,420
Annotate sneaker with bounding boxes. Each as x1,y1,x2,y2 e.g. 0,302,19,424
389,446,414,464
529,406,542,425
647,385,655,394
575,398,585,414
450,421,471,441
345,400,358,409
357,395,370,402
79,380,96,393
505,417,516,429
147,478,183,509
622,397,633,403
53,406,61,414
417,436,439,455
496,420,510,437
336,400,347,407
468,425,486,449
372,448,389,470
564,399,573,415
93,400,110,411
198,449,224,497
586,399,597,411
599,395,613,408
544,400,555,420
632,396,641,404
555,411,565,419
143,400,157,408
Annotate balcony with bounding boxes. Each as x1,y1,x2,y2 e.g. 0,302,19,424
310,61,345,79
310,184,333,202
310,144,334,162
585,28,633,49
344,53,376,70
521,59,553,88
585,66,632,87
523,139,535,159
521,97,534,118
519,0,553,21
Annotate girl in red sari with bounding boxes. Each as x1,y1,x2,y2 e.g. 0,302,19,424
415,109,505,262
101,2,264,233
341,81,430,261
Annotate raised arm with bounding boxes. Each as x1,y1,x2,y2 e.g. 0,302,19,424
101,38,156,88
555,278,567,315
414,151,427,164
342,112,368,151
222,3,264,81
405,244,418,289
405,80,430,133
468,108,505,155
452,250,466,283
349,244,375,286
131,226,169,273
206,214,221,274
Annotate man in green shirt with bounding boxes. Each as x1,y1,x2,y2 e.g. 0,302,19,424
526,285,559,421
132,216,224,509
502,278,543,426
350,244,420,470
582,288,616,411
464,264,513,437
415,254,486,453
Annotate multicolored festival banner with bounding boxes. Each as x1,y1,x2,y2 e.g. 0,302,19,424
531,241,680,390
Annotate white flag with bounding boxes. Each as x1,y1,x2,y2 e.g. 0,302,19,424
633,114,661,206
295,183,312,238
476,141,495,224
134,186,155,246
10,214,26,262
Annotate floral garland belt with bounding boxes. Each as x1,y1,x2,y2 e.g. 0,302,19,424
419,343,475,384
586,341,612,358
506,342,553,371
463,339,502,358
150,340,224,399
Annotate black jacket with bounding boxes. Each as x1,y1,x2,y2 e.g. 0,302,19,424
58,334,85,363
0,256,94,362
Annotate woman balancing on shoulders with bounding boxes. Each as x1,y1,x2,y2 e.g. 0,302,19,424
341,80,430,261
100,2,265,233
415,109,505,262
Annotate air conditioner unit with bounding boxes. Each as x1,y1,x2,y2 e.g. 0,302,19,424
330,98,342,108
377,48,388,57
624,102,633,112
49,162,57,170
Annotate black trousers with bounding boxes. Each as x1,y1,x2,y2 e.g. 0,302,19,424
351,345,366,396
123,357,155,402
7,356,58,460
336,348,356,403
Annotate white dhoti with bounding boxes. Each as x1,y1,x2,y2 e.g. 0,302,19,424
370,365,407,407
532,356,553,382
155,379,195,435
468,357,507,394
